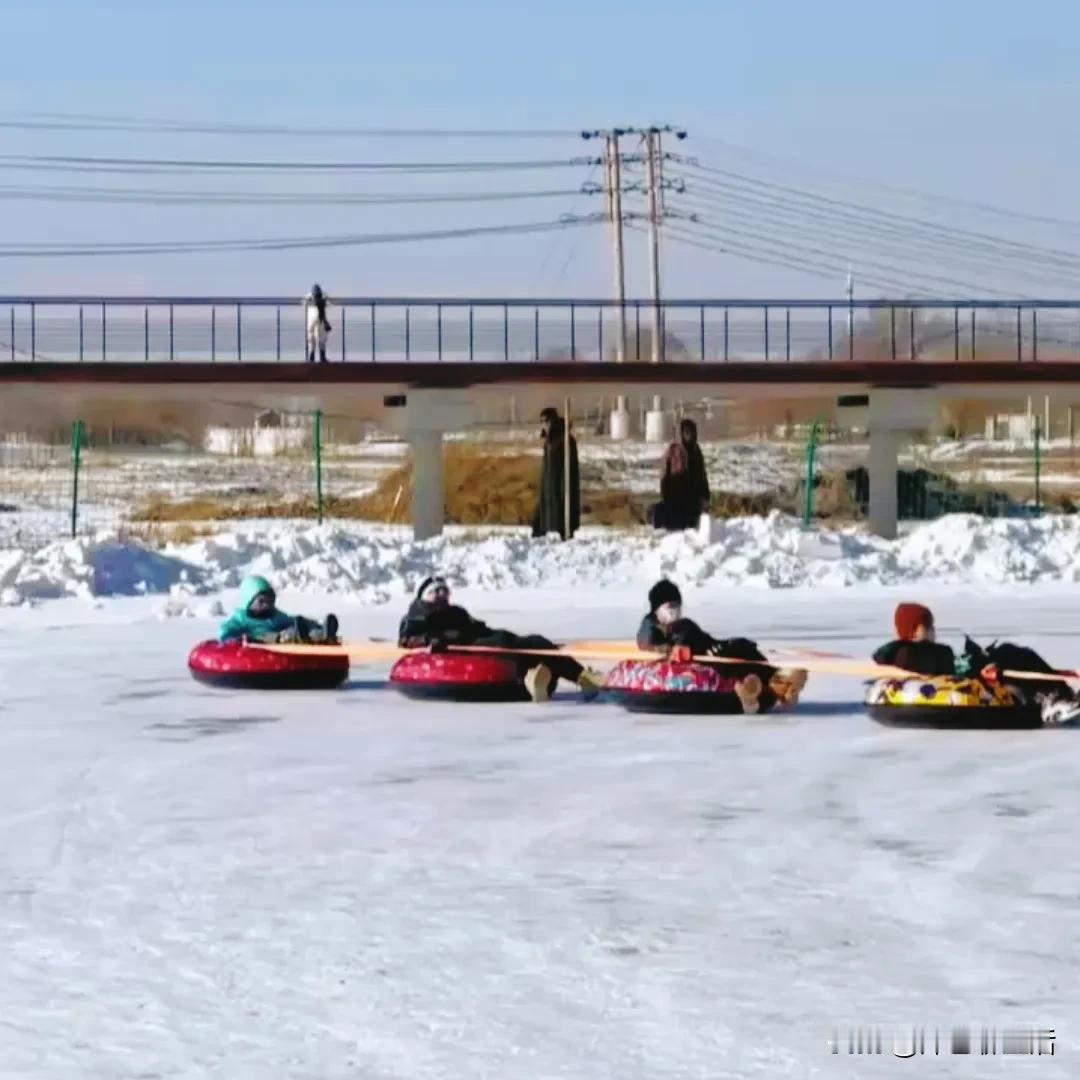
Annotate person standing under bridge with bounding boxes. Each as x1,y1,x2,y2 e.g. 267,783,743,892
303,284,332,363
531,406,580,540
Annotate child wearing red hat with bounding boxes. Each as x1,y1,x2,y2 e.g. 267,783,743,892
872,602,957,676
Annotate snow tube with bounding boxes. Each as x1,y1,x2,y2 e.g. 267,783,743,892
187,640,349,691
389,650,529,703
865,676,1040,729
604,659,757,715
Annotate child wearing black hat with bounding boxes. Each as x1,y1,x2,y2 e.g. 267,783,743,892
637,579,806,712
398,574,602,703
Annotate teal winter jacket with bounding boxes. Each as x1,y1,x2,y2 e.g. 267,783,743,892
218,575,297,643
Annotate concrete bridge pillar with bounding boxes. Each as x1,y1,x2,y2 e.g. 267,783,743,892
868,428,901,540
866,389,938,540
610,394,632,439
410,431,445,540
384,389,475,540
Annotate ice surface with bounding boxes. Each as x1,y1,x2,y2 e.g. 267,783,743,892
1,586,1079,1078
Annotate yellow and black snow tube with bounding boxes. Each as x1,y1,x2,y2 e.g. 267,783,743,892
865,676,1041,729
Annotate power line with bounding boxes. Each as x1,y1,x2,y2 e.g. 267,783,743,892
0,182,587,206
673,189,1080,291
0,111,582,138
673,180,1080,283
693,134,1080,234
0,216,604,258
674,213,1013,296
0,153,599,175
655,223,927,295
684,162,1080,269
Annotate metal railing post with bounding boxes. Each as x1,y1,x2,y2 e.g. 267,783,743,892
30,302,35,360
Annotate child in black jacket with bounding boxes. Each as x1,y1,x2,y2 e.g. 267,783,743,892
636,580,806,711
399,575,601,704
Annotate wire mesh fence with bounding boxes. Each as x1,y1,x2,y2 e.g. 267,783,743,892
0,397,1073,551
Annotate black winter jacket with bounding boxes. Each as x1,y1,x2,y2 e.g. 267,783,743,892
873,639,957,677
398,599,493,648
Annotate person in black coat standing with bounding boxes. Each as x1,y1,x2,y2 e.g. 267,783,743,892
531,407,580,540
653,418,711,531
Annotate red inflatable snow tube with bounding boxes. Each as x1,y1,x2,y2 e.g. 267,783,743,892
604,659,754,715
389,650,529,703
187,640,349,691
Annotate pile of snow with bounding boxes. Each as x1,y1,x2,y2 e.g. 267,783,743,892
4,512,1080,610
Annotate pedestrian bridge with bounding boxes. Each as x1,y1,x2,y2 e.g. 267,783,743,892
3,295,1080,540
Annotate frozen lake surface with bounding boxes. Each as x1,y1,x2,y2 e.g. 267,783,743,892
2,585,1078,1078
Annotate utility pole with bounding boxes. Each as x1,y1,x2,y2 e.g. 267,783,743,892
645,128,664,365
604,132,628,365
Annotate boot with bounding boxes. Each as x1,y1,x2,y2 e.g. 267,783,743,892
734,672,763,715
524,664,553,703
319,347,328,364
324,614,339,644
769,668,807,710
576,668,604,702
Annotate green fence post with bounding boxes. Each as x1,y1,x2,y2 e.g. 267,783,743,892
1034,415,1042,515
70,419,84,539
314,409,324,524
803,419,820,526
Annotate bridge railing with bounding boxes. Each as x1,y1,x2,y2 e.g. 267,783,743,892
2,297,1079,364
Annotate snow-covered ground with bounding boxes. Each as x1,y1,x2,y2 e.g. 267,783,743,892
3,579,1080,1079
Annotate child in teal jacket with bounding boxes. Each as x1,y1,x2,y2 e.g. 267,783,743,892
218,575,338,645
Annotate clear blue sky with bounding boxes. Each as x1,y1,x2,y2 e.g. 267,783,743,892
2,0,1078,298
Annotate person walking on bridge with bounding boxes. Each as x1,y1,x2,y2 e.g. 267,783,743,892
303,283,332,363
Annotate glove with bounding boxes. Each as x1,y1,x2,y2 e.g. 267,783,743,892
275,626,301,644
671,644,693,663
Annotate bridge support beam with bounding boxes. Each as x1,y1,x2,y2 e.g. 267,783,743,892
610,395,632,439
410,432,445,540
867,388,938,540
384,389,475,541
868,429,901,540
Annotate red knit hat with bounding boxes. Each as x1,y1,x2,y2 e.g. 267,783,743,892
894,602,934,641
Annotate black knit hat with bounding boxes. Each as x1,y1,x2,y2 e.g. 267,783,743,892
648,579,682,612
416,574,449,601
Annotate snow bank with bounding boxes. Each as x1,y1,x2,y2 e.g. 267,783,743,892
3,512,1080,609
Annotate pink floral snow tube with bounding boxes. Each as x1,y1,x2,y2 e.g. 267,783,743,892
604,660,746,714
